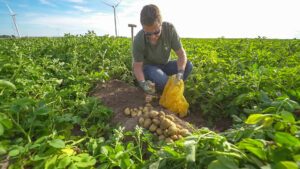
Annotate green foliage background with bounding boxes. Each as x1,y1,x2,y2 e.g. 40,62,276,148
0,32,300,168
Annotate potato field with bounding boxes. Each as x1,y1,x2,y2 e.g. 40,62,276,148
0,32,300,169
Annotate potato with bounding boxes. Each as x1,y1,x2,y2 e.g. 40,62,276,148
180,129,191,136
143,111,149,118
149,110,159,118
124,108,130,116
165,115,174,121
171,135,179,141
152,118,160,125
165,138,173,143
137,110,142,116
160,118,173,129
159,115,165,121
142,107,149,113
169,121,176,128
159,111,165,116
138,117,145,125
176,124,183,130
145,94,154,103
156,128,163,135
164,129,170,137
143,118,152,129
131,111,137,117
168,125,178,136
149,124,157,132
158,135,165,140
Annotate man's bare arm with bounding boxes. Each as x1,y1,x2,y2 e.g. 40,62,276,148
133,62,145,81
175,47,187,71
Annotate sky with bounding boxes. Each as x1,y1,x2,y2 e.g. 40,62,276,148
0,0,300,39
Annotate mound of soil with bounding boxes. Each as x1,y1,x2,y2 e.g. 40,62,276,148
90,79,231,132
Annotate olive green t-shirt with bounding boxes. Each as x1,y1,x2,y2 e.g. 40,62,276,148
132,22,182,65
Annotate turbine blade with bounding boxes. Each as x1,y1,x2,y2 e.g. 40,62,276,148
116,0,122,7
101,0,113,7
5,3,15,15
3,1,20,37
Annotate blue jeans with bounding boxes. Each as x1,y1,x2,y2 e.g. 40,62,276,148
143,60,193,92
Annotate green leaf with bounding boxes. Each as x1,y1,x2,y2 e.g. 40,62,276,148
293,154,300,161
0,145,7,155
218,156,239,169
69,163,78,169
280,111,295,123
58,156,72,168
71,155,81,162
208,160,224,169
163,146,181,158
238,138,266,160
262,107,276,114
101,145,112,156
0,123,4,136
275,161,298,169
32,154,48,161
48,139,65,149
184,140,196,162
274,122,285,131
149,160,161,169
245,114,265,124
290,125,297,134
260,164,272,169
233,93,248,105
98,163,110,169
45,155,58,169
271,147,292,162
0,80,16,90
34,136,48,144
120,158,132,169
274,132,300,147
8,149,20,157
262,117,273,127
0,118,13,129
115,151,124,159
73,153,96,167
0,113,13,129
231,114,243,123
75,159,96,168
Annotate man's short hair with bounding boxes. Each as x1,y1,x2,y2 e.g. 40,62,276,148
140,4,162,26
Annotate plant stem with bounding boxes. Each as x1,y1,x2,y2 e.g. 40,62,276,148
7,113,31,143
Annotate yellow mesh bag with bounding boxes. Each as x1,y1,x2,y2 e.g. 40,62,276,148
159,75,189,117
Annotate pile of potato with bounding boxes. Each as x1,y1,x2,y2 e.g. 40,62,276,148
124,103,191,143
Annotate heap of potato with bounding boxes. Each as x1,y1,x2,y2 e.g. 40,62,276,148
124,103,191,143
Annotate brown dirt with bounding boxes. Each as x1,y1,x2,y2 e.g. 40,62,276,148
90,79,231,132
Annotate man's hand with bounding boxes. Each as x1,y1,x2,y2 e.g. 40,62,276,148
138,80,155,94
175,69,184,84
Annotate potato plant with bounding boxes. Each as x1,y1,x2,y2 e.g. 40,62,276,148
0,34,299,169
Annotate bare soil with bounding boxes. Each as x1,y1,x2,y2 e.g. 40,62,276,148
90,79,232,132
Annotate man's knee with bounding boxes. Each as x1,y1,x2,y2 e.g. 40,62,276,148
186,60,193,73
155,77,168,92
144,66,168,92
183,60,193,80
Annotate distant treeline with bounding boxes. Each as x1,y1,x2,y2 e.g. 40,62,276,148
0,35,17,38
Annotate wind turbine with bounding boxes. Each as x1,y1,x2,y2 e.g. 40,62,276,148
101,0,121,37
4,1,21,38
